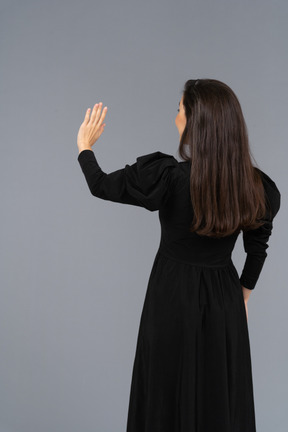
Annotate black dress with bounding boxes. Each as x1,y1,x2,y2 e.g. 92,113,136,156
77,149,281,432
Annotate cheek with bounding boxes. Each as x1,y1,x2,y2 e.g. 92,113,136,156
180,114,186,127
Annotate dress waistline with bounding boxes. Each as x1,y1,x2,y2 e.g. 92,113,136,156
157,249,234,269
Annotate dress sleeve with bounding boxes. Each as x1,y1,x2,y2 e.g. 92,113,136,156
239,169,281,290
77,149,179,211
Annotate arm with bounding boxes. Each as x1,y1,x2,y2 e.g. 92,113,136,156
239,182,281,295
77,149,179,211
239,218,273,292
77,149,146,207
76,104,179,211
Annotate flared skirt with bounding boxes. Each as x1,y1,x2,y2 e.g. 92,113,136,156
126,250,256,432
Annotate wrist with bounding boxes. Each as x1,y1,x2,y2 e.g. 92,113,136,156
78,145,92,154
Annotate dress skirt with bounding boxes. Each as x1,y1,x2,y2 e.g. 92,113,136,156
126,250,256,432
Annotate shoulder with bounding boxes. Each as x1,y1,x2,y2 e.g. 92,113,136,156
135,150,181,176
134,150,185,190
135,151,179,168
254,167,281,218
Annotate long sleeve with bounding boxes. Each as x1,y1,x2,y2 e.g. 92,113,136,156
239,169,281,290
77,149,179,211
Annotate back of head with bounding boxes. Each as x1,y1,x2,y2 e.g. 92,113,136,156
178,78,267,238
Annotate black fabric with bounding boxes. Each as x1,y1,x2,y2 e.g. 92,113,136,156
239,168,281,290
77,149,281,432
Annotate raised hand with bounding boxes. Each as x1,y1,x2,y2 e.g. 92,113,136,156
77,102,108,152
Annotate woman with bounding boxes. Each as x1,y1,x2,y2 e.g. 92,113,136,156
76,79,281,432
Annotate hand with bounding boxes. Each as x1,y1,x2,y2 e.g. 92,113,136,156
244,300,248,322
241,285,250,322
77,102,108,152
242,285,251,302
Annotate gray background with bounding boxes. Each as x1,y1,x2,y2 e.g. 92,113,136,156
1,0,287,431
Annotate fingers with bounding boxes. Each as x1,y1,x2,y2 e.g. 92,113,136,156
89,103,99,123
84,108,91,124
90,102,107,124
98,105,108,125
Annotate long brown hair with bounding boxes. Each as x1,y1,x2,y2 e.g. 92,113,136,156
178,78,268,238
